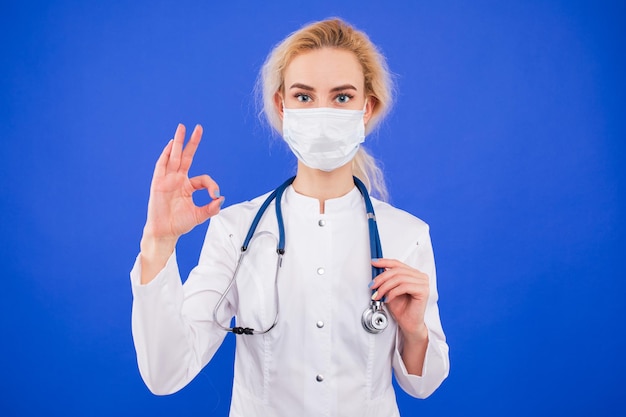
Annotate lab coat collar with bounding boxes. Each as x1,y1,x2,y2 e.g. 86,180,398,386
283,185,363,216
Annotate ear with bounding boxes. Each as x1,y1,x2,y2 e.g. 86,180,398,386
273,91,284,121
363,96,376,125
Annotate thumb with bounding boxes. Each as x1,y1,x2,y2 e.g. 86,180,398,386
196,196,225,223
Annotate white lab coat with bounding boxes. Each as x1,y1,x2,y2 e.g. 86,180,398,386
131,185,449,417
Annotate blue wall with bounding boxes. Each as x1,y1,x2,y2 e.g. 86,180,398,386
1,1,624,415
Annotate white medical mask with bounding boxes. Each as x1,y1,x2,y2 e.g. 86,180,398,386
282,103,366,172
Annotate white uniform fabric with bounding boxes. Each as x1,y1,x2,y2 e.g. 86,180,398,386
130,185,449,417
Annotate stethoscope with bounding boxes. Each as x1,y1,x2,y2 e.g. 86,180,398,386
213,176,389,335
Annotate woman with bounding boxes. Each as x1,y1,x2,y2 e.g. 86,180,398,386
131,18,449,416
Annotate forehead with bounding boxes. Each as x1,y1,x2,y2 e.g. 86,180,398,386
284,48,364,88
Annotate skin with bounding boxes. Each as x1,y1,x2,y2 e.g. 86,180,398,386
139,47,429,376
139,124,223,284
274,48,373,213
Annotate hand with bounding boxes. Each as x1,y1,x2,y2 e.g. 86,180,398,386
370,258,429,341
143,124,223,243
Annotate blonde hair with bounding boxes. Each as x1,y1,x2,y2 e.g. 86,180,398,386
257,18,393,200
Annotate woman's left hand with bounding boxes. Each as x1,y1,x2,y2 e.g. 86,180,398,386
370,258,429,341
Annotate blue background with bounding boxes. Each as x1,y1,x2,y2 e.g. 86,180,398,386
1,0,624,415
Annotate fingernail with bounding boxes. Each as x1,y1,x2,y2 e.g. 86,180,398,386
219,197,225,208
214,190,221,198
368,280,375,288
372,258,379,262
371,291,378,300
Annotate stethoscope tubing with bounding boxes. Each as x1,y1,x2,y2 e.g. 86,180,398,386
213,231,283,335
241,177,295,254
213,176,388,335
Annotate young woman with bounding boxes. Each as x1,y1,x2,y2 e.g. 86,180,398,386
131,18,449,417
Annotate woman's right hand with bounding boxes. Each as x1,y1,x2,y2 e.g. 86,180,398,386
140,124,223,284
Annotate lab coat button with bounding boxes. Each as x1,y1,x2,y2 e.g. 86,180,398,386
316,321,324,328
316,374,324,382
317,267,325,275
318,219,326,227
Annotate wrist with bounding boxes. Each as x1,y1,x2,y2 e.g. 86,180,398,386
139,234,177,285
401,323,429,345
140,232,177,261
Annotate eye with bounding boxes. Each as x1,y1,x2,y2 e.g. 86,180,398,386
335,93,353,104
295,93,312,103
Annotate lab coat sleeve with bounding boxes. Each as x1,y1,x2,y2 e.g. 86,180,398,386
392,228,450,398
130,216,237,395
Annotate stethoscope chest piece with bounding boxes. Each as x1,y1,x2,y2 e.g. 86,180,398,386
361,300,389,334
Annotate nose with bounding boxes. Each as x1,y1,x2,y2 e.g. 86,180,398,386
319,98,335,108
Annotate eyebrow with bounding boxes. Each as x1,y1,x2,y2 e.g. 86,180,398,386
289,83,358,92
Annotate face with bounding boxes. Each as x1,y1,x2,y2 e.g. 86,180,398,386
274,48,373,124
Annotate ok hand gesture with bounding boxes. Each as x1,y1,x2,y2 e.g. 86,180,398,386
140,124,223,283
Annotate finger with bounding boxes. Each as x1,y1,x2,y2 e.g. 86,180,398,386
153,139,174,178
374,280,429,302
371,270,428,297
189,175,221,199
195,197,225,224
180,124,203,173
372,258,408,269
370,264,424,288
370,258,427,285
384,282,429,303
167,123,186,172
371,272,412,297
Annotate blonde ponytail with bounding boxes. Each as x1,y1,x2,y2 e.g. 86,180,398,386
352,148,388,201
